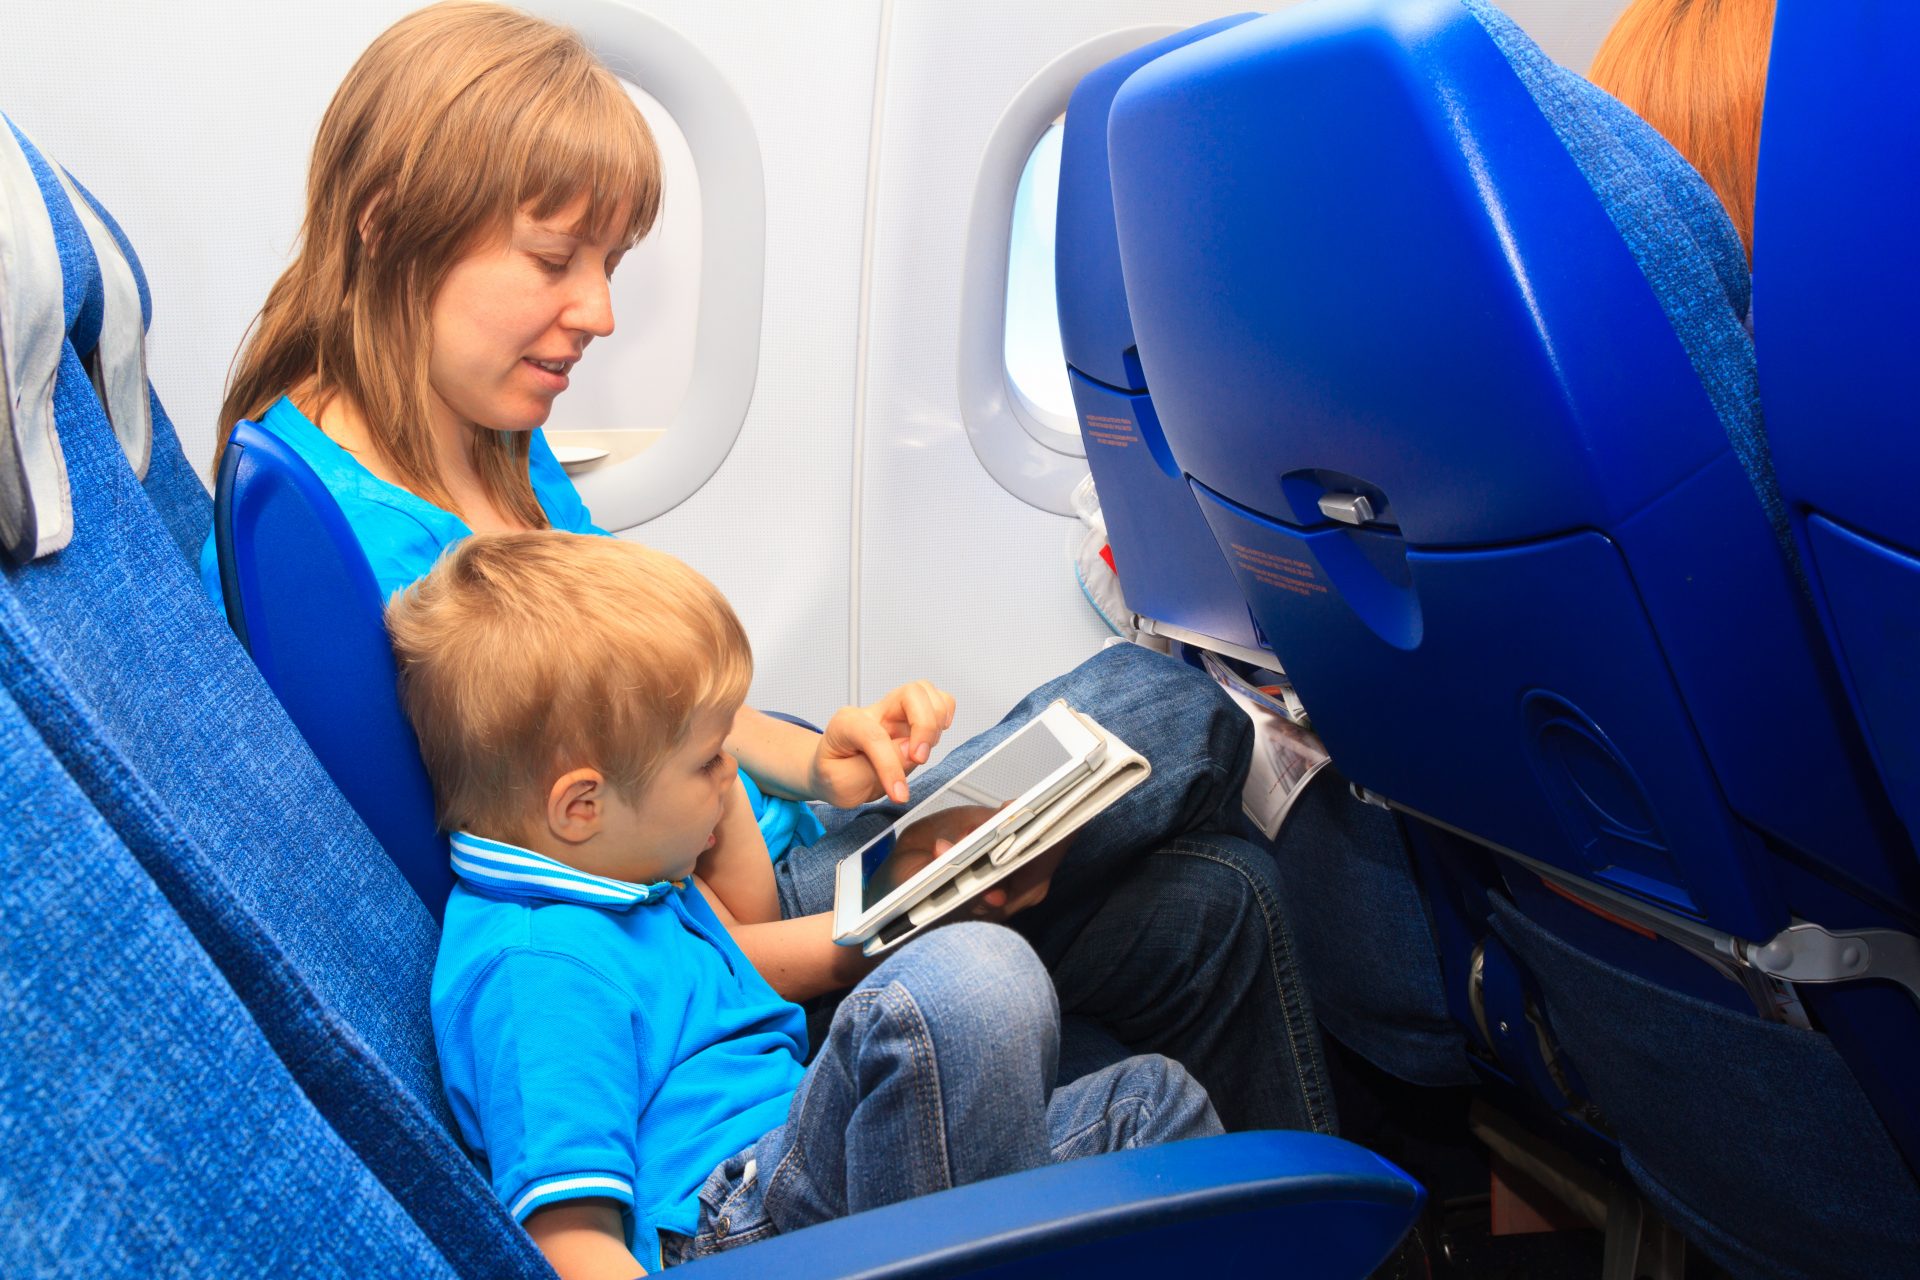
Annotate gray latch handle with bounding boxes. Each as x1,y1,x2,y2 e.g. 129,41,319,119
1317,492,1375,526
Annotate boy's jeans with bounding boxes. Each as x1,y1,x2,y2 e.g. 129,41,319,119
663,923,1221,1263
774,643,1336,1135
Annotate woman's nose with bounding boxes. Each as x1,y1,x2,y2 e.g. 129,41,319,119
567,272,615,338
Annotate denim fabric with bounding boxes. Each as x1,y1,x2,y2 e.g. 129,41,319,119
663,923,1220,1263
1462,0,1788,561
1259,773,1473,1088
1492,898,1920,1280
0,351,550,1278
0,689,457,1278
776,643,1337,1135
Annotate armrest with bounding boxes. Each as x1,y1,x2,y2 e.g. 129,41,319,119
672,1130,1421,1279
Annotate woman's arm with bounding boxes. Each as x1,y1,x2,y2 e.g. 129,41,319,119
694,878,879,1002
729,682,957,809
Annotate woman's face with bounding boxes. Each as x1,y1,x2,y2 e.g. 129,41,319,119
425,196,629,438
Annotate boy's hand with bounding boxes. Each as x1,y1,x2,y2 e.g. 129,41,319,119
809,680,956,807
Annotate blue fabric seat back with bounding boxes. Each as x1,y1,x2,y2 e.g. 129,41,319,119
0,119,551,1277
1057,15,1267,654
216,417,452,918
1754,1,1920,851
0,684,461,1278
1106,0,1912,941
1105,0,1920,1262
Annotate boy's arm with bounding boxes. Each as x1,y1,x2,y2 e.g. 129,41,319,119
525,1201,646,1280
694,877,880,1002
692,776,779,925
729,683,955,809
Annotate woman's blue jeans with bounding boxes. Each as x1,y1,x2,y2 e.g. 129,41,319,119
773,643,1336,1136
663,923,1220,1262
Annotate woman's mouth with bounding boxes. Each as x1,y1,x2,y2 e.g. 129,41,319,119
523,356,572,391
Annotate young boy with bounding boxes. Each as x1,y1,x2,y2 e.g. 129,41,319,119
388,531,1221,1279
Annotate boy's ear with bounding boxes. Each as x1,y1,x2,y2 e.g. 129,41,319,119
545,768,608,845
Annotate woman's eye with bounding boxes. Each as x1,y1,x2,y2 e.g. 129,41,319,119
531,254,570,275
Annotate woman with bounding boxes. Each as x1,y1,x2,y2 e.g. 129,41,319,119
1588,0,1775,258
203,0,1333,1153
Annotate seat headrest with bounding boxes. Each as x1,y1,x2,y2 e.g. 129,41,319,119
0,116,73,563
0,114,156,566
1108,0,1773,549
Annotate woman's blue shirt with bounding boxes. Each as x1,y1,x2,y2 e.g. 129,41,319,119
199,395,824,857
197,394,602,607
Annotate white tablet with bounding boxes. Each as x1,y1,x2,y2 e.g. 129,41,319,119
832,701,1104,954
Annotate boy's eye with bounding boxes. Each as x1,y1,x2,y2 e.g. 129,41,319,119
702,754,726,774
531,254,570,275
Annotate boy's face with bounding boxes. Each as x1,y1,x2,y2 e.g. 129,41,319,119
600,703,739,884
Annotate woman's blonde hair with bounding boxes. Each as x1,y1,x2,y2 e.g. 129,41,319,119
218,2,662,524
1589,0,1776,259
388,531,752,839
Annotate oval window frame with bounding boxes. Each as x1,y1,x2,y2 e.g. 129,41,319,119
956,25,1178,515
532,0,766,530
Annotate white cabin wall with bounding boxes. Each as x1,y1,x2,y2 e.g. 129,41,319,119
594,2,883,725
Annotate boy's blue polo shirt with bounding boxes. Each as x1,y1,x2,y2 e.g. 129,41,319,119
432,832,807,1267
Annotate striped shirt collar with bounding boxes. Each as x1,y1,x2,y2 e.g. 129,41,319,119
449,831,681,910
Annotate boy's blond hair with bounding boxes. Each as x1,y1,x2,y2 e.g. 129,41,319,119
388,531,752,838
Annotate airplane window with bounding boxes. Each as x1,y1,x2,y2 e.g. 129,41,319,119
529,0,766,532
1002,120,1079,453
540,82,700,477
957,26,1175,515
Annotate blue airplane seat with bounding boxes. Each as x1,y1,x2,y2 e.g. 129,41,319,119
1057,14,1268,657
1059,21,1473,1090
1106,0,1920,1270
0,684,464,1277
0,110,556,1279
216,417,454,918
1754,3,1920,851
0,107,1428,1277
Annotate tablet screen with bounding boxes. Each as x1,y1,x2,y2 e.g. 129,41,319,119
859,721,1078,910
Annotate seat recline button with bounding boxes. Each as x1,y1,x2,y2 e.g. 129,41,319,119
1317,492,1376,526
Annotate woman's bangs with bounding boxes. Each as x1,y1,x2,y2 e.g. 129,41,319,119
520,76,660,248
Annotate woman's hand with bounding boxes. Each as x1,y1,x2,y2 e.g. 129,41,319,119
808,680,956,807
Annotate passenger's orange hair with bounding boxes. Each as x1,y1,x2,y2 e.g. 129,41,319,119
1589,0,1776,259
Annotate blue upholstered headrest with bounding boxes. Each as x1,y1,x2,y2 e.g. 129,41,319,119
1461,0,1788,555
0,117,73,563
0,114,156,565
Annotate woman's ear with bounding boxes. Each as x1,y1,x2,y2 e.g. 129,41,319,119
545,767,608,844
356,189,388,252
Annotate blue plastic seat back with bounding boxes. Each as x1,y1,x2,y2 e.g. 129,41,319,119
1105,0,1920,1254
1754,1,1920,851
1057,14,1268,654
0,684,461,1278
0,118,552,1278
216,417,453,919
1106,0,1913,942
